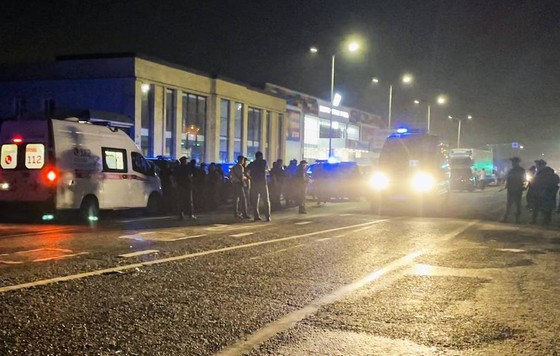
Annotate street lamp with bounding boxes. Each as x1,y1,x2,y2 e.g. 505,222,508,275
372,73,414,130
413,94,447,133
448,115,472,148
311,41,360,157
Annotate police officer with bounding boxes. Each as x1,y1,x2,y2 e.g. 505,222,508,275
295,160,310,214
174,156,196,220
247,151,271,221
501,157,525,224
229,155,250,219
531,159,559,225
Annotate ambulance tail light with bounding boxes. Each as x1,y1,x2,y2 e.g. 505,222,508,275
43,167,59,185
12,136,23,144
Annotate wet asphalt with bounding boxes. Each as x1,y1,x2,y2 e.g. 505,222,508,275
1,187,560,355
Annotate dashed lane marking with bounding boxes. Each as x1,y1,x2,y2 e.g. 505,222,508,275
118,250,160,258
0,248,89,264
33,252,89,262
116,216,175,223
316,237,331,242
215,220,478,356
295,221,312,225
230,232,254,237
0,219,390,294
339,213,354,216
118,231,206,242
250,244,306,260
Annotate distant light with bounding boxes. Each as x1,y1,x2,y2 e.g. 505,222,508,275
520,145,524,149
348,42,360,52
437,95,447,105
309,46,318,53
332,121,340,130
448,115,453,119
0,182,9,191
88,216,99,222
413,100,420,104
397,128,408,133
140,84,150,93
42,214,54,221
327,156,340,164
371,77,379,84
402,74,413,84
333,93,342,107
467,115,473,119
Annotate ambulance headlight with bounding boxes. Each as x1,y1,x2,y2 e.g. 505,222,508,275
411,172,435,192
369,172,389,190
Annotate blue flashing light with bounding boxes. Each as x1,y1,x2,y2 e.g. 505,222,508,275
327,156,340,164
396,128,408,134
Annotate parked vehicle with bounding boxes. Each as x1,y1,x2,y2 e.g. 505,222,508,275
449,148,494,186
0,117,162,222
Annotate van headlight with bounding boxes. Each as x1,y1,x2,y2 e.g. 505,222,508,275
369,172,389,190
411,172,435,192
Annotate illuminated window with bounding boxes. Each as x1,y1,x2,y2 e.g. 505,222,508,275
102,148,127,172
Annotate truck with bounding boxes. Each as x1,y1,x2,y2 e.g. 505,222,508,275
449,148,494,191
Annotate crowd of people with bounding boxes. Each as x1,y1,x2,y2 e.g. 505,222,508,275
501,157,560,225
166,152,312,221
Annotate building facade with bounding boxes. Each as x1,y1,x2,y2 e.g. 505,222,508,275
0,55,287,163
265,84,388,165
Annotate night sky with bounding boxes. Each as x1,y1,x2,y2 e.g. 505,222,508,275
2,0,559,161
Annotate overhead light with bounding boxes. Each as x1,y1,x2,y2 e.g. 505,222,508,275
333,93,342,107
141,84,150,93
309,47,318,53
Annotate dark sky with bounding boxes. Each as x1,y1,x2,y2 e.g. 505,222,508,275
2,0,559,158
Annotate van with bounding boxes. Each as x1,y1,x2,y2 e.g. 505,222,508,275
0,118,163,221
367,129,450,214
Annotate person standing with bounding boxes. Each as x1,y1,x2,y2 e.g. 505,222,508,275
247,151,271,221
501,157,526,224
229,155,250,219
174,156,196,220
531,159,559,225
269,160,285,210
295,160,311,214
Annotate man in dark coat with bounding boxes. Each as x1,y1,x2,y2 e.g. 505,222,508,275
174,156,196,220
531,159,559,225
501,157,526,224
247,151,271,221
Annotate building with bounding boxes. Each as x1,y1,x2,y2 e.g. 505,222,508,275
265,84,388,165
0,54,287,163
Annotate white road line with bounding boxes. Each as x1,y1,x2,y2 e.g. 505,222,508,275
116,216,174,223
33,252,89,262
231,232,254,237
339,213,354,216
0,260,23,265
216,250,424,356
0,219,389,294
295,221,312,225
215,220,478,356
316,237,331,242
170,234,207,241
118,250,159,258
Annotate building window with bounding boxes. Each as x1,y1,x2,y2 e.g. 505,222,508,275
319,119,342,139
247,107,262,160
181,93,207,162
140,84,154,156
234,103,243,159
164,89,176,157
219,99,230,162
277,113,284,160
304,116,319,145
347,124,360,141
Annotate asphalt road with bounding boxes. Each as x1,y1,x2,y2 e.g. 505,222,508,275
1,187,559,355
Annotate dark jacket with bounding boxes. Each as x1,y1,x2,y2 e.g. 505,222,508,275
532,166,559,210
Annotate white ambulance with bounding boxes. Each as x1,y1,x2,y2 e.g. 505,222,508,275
0,117,163,221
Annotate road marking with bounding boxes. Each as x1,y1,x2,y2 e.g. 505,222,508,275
339,213,354,216
118,250,159,258
295,221,312,225
216,220,478,356
231,232,254,237
250,244,306,260
34,252,89,262
316,237,331,242
496,248,526,253
0,219,389,294
116,216,174,223
118,231,206,242
217,250,424,356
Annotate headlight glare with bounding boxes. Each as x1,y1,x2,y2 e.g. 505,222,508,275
369,172,389,190
411,172,435,192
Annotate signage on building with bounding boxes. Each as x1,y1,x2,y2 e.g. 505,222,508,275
286,109,301,142
318,105,350,119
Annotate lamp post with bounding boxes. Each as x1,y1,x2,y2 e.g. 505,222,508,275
448,115,472,148
372,74,413,130
311,41,360,158
413,95,447,133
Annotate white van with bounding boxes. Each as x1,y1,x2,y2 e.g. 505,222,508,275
0,118,163,221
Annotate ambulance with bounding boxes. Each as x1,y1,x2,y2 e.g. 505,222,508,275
0,117,163,221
